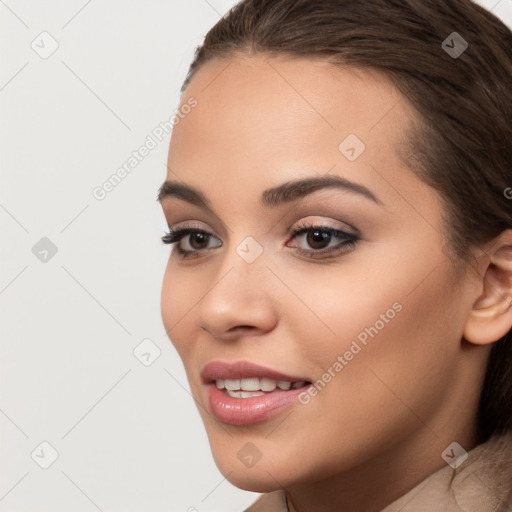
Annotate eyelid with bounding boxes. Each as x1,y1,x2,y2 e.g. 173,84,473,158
166,217,358,243
287,216,360,238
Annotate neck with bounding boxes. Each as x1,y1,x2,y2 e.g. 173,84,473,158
285,426,479,512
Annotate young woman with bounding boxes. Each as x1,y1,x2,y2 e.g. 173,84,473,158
158,1,512,510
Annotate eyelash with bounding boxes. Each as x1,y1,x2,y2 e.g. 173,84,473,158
161,221,360,260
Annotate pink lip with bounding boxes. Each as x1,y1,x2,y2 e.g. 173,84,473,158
206,383,310,425
201,360,312,425
200,360,310,383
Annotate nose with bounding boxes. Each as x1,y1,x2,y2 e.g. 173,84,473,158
196,251,279,342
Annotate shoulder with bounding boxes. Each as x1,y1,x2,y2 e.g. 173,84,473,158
243,490,288,512
451,431,512,511
382,431,512,511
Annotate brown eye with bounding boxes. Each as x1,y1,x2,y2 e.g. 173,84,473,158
161,227,221,257
186,232,211,250
304,229,332,250
287,223,360,259
161,223,360,260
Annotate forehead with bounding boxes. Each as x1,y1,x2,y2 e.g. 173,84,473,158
168,54,418,208
176,54,407,137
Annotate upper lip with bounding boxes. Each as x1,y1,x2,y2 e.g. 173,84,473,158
201,360,310,384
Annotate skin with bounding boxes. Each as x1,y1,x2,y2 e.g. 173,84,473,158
159,54,512,512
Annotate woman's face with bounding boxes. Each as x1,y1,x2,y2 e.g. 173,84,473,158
159,55,479,491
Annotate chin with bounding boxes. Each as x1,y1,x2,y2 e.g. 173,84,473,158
222,469,285,493
211,446,309,492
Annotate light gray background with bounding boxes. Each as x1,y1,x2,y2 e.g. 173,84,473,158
1,1,511,511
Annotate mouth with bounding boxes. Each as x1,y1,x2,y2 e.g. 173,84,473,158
213,377,311,398
201,360,313,425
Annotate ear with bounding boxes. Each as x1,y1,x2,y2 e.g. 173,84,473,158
464,229,512,346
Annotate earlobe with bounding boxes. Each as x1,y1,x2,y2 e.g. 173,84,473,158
463,230,512,346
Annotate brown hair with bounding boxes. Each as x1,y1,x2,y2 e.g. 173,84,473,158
180,0,512,444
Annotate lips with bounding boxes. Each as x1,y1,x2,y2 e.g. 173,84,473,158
200,360,311,384
200,360,313,425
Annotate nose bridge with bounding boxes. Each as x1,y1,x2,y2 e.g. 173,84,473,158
210,234,272,301
195,234,278,337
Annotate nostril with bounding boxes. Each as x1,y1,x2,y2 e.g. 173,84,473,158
226,326,257,336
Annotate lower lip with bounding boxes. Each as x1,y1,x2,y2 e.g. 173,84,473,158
206,383,310,426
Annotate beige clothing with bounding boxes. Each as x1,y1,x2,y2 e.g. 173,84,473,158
244,432,512,512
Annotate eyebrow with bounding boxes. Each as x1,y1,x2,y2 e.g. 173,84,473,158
156,175,383,213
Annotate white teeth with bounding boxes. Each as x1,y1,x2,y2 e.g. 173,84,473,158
260,377,277,391
214,377,307,392
224,379,240,390
226,389,266,398
240,377,260,391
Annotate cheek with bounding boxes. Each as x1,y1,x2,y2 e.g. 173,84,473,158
286,255,460,429
247,261,459,481
269,256,407,366
160,262,199,359
281,237,456,366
